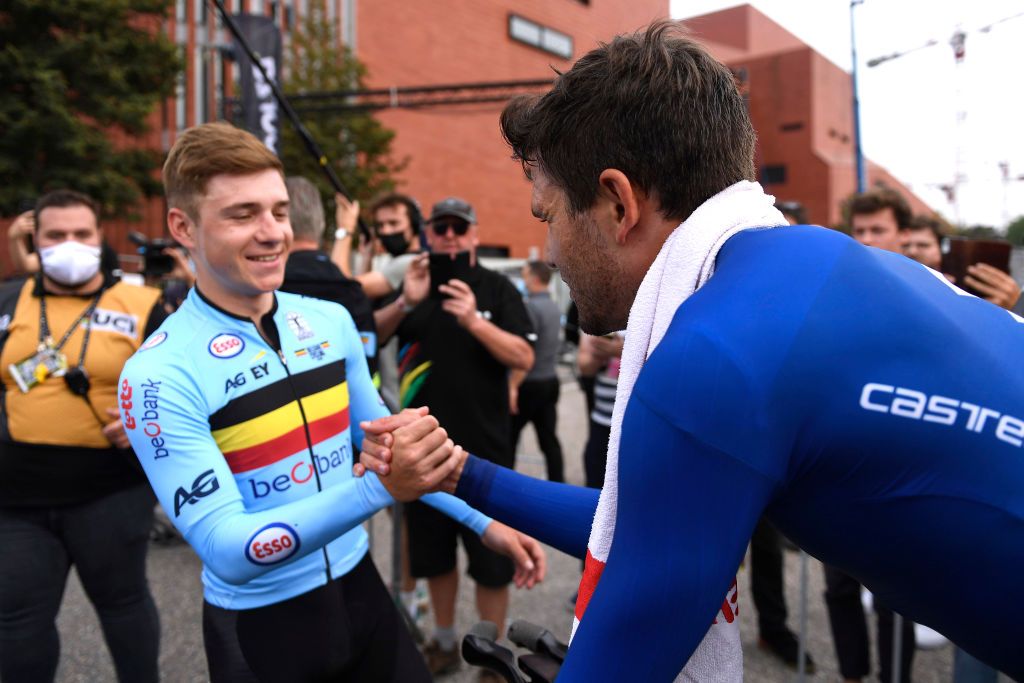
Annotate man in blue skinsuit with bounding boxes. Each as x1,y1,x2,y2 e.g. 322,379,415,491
358,21,1024,681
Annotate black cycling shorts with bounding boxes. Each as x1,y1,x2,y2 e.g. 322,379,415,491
203,553,430,682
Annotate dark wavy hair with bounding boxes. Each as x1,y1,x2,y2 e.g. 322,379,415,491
500,20,756,223
846,187,913,230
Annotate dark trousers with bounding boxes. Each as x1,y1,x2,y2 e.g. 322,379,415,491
824,565,915,682
204,554,430,683
0,484,160,683
510,377,564,483
750,518,792,641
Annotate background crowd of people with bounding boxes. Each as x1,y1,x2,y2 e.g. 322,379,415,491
0,166,1017,683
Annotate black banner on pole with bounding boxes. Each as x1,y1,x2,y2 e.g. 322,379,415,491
232,14,282,154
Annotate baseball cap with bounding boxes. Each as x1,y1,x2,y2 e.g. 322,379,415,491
429,197,476,224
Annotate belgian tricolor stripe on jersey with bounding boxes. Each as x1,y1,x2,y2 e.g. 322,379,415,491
209,360,349,474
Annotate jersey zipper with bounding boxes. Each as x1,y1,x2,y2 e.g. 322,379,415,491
262,334,334,582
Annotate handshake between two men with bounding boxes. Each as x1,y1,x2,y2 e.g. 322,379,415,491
355,407,547,590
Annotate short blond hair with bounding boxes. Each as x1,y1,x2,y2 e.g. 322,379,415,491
163,122,283,219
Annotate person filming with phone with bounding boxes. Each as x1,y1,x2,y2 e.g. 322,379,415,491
376,197,535,676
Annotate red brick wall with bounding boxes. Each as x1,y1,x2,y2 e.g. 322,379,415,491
357,0,669,257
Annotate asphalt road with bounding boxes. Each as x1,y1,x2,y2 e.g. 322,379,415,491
54,370,963,682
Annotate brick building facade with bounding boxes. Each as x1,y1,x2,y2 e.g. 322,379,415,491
682,5,932,227
3,2,931,273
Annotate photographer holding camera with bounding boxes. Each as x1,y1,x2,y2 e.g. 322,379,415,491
0,190,166,683
128,231,195,314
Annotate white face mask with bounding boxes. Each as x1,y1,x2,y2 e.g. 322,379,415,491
39,240,102,287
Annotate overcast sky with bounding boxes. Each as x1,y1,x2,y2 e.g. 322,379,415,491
671,0,1024,229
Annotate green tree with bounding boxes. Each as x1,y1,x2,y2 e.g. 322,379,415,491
1005,215,1024,246
0,0,180,216
279,0,404,221
958,224,999,240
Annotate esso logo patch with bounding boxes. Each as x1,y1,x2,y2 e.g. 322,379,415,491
245,523,300,565
209,333,245,359
141,331,167,350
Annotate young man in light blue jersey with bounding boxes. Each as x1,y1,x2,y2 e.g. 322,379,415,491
119,122,544,682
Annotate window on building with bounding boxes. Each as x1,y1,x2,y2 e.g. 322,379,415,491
508,14,572,60
175,47,187,131
760,164,787,185
195,45,209,124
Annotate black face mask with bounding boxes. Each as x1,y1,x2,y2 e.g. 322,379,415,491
379,233,410,257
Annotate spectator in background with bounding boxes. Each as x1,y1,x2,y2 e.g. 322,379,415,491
335,194,425,411
832,187,916,683
0,190,164,683
280,176,379,381
379,196,534,676
904,215,1020,310
510,260,564,482
576,331,622,491
775,200,807,226
7,209,123,280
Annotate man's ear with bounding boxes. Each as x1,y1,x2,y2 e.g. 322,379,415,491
596,169,642,245
167,208,196,250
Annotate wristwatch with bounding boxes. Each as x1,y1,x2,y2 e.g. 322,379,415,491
334,227,350,241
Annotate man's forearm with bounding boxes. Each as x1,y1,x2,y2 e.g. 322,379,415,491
455,454,596,559
468,318,534,370
374,295,408,343
330,237,353,277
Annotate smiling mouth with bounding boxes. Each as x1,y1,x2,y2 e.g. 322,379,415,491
247,254,280,263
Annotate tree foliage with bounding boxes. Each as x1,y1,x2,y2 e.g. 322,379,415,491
957,224,999,240
279,0,404,220
0,0,180,216
1005,215,1024,246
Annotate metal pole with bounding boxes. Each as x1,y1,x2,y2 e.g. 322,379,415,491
796,550,809,683
850,0,867,194
892,613,904,683
207,0,371,239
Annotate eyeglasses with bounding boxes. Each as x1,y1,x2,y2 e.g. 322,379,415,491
431,219,470,236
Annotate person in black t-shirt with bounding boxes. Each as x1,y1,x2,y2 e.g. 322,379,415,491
279,177,379,380
376,197,535,675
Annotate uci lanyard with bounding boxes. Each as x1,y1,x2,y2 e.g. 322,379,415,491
37,277,103,367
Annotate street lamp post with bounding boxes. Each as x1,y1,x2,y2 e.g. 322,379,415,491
850,0,867,194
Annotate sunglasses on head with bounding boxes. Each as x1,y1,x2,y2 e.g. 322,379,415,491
431,219,470,236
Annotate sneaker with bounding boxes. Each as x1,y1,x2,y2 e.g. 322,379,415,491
422,639,461,676
758,633,817,674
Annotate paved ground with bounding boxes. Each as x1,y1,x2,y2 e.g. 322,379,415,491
55,369,962,682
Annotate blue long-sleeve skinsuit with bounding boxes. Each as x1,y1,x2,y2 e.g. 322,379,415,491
455,226,1024,680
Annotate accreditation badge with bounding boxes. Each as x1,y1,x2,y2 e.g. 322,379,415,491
8,344,69,393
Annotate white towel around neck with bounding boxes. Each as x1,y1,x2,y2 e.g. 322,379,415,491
572,180,788,682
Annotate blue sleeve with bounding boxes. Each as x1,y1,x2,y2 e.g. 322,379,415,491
119,357,396,586
339,306,492,536
557,391,775,680
456,454,599,559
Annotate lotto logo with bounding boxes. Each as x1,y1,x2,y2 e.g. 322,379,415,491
209,334,245,359
244,523,300,565
141,331,167,350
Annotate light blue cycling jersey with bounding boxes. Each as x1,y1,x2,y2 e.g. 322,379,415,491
120,288,490,609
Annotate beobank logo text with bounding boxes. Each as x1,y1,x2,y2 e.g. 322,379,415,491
247,446,350,498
